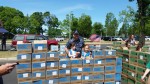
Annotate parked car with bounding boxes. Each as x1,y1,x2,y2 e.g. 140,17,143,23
102,36,113,41
11,34,58,50
112,37,122,41
145,36,150,41
55,36,64,41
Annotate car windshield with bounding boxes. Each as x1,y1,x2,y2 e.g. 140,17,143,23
26,35,35,40
14,36,24,41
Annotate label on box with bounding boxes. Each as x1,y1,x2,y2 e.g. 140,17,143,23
98,61,102,64
116,82,120,84
66,70,70,74
78,68,82,71
21,55,27,59
60,52,63,54
49,80,53,84
50,54,54,57
108,51,112,55
38,46,43,50
41,63,45,67
35,55,40,59
77,76,81,80
86,60,90,63
36,73,41,77
51,63,55,67
62,64,66,68
23,73,28,78
126,58,128,62
85,76,89,80
52,71,57,75
140,55,143,60
132,73,135,77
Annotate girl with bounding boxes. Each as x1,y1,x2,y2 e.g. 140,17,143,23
81,44,93,59
141,61,150,84
68,43,80,58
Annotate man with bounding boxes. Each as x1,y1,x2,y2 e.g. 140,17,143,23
1,33,7,51
65,30,84,58
0,63,17,76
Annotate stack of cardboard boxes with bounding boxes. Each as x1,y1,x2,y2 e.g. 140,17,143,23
17,41,122,84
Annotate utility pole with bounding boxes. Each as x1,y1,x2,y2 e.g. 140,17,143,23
69,11,73,39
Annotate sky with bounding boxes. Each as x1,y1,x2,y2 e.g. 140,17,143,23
0,0,137,26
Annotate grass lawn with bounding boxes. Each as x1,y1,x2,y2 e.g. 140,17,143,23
0,51,17,58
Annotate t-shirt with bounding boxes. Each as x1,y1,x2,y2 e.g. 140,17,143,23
82,51,91,58
69,49,76,58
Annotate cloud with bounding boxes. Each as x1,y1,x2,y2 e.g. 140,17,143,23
56,4,93,14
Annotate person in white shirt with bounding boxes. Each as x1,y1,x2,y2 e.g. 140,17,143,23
68,43,80,58
81,44,93,59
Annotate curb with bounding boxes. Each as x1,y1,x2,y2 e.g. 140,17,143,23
0,57,16,61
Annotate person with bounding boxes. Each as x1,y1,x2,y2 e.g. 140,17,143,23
125,34,136,48
0,63,17,76
65,30,84,58
68,43,80,58
81,44,93,59
1,33,7,51
141,61,150,84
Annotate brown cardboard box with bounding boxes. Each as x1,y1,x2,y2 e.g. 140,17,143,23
33,40,47,53
17,41,32,54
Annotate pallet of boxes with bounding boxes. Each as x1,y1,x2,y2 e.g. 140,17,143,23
16,41,122,84
116,47,150,84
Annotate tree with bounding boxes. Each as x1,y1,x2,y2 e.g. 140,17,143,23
105,12,118,36
78,14,92,37
30,12,44,34
92,22,103,36
0,6,24,34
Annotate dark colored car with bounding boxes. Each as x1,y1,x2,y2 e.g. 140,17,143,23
11,34,58,50
102,36,113,41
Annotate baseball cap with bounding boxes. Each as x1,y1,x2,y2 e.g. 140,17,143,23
73,30,79,35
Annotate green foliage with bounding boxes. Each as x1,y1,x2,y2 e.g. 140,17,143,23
105,12,118,36
92,22,103,35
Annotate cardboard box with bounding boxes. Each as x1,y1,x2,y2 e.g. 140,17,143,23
104,50,116,58
46,61,58,70
59,59,70,69
60,45,66,51
32,53,46,62
89,45,96,50
115,73,121,81
59,68,70,78
105,58,116,65
32,80,45,84
46,52,59,61
32,71,45,81
16,63,31,73
104,81,115,84
17,41,32,54
115,82,121,84
51,45,59,51
93,66,104,74
17,72,32,82
105,74,115,81
17,53,31,63
71,58,82,67
83,59,94,67
116,58,122,66
33,40,47,53
59,76,70,84
32,62,46,72
59,51,67,59
71,75,82,84
71,67,83,76
46,70,59,79
83,67,93,75
128,70,136,80
18,81,32,84
94,59,105,66
45,78,59,84
92,50,104,59
93,73,104,82
105,65,116,73
82,75,93,83
116,65,122,73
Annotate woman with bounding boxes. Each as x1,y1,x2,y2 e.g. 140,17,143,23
125,35,136,48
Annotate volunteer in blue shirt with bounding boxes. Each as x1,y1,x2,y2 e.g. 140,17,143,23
65,30,85,58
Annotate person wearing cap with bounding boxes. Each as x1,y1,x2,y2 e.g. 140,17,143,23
65,30,85,58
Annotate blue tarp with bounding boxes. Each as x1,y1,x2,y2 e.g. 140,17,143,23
0,27,8,33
